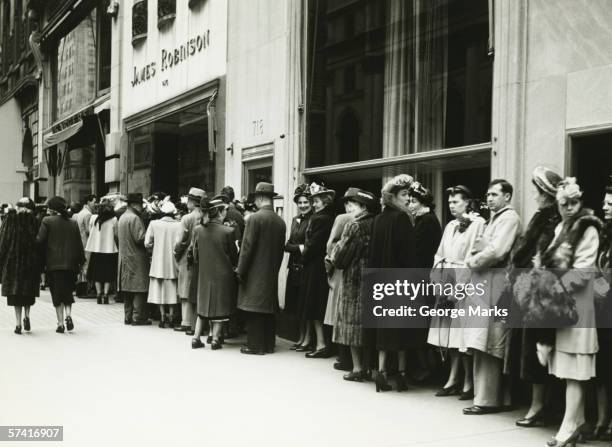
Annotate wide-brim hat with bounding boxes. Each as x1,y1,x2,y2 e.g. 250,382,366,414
532,166,563,197
187,187,206,202
382,174,414,195
342,187,376,208
206,195,230,210
293,183,311,203
309,182,335,200
126,193,144,205
247,182,278,202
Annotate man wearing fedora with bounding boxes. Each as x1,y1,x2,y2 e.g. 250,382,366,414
236,182,286,354
174,187,206,334
117,193,151,325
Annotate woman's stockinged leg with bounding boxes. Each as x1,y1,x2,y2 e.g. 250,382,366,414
556,379,585,441
443,350,460,388
462,354,473,392
14,306,22,326
350,346,363,373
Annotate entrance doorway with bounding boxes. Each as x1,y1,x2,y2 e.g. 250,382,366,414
243,158,273,199
570,131,612,219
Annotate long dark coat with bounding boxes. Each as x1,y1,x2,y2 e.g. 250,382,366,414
414,211,442,269
117,207,150,293
37,214,85,272
331,210,374,347
0,209,40,299
194,221,238,318
368,204,417,350
283,211,312,315
302,205,335,321
236,205,286,314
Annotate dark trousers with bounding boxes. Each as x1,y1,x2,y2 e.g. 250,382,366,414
123,292,147,323
244,311,276,353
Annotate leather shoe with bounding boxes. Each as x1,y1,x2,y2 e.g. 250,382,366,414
458,388,474,401
124,318,132,325
192,338,205,349
174,325,189,332
333,362,352,371
295,344,312,352
306,347,332,359
185,330,195,336
463,405,502,415
240,347,264,355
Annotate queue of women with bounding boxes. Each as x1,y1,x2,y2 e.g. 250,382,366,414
1,169,611,447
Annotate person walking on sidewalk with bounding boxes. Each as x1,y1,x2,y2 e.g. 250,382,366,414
145,200,183,328
236,182,286,355
0,198,40,334
37,196,85,333
117,193,151,326
174,187,206,334
86,199,118,305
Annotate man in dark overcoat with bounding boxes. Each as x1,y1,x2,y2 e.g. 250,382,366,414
117,193,151,325
236,182,286,354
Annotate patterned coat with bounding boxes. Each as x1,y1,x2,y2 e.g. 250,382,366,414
174,207,203,299
117,207,149,293
330,210,374,347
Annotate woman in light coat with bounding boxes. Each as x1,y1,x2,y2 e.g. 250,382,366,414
86,200,118,304
537,178,601,447
427,185,484,400
145,200,183,328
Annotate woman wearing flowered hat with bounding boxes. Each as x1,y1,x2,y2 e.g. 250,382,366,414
284,183,313,350
537,177,601,447
301,182,336,358
145,199,184,328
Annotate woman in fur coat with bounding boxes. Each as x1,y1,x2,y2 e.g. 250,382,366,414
0,198,40,334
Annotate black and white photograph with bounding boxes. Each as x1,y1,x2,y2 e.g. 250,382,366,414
1,0,612,446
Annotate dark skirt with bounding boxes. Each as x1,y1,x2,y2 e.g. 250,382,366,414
504,327,553,383
596,329,612,383
7,295,35,307
47,270,77,307
302,261,329,321
374,328,423,351
284,265,305,316
87,252,118,283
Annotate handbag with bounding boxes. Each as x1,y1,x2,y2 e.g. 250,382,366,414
75,272,88,298
431,258,455,310
513,268,579,328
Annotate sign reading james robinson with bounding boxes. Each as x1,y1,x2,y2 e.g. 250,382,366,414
131,30,210,87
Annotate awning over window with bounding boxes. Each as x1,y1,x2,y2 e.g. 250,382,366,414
43,120,83,148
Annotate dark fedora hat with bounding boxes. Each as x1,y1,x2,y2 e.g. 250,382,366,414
342,187,376,208
126,192,144,205
293,183,311,203
248,182,278,202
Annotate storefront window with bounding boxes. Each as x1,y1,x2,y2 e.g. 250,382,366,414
55,11,97,121
306,0,493,168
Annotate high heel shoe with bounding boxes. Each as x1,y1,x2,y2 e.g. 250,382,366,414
396,371,409,392
23,317,30,331
374,371,392,392
516,408,547,427
435,384,460,397
97,294,103,304
65,316,74,332
103,295,109,305
56,325,65,334
458,387,474,401
546,425,583,447
14,326,22,334
343,371,365,382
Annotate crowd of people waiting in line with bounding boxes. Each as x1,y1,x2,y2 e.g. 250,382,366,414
1,169,611,447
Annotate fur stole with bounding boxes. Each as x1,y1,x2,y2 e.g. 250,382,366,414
540,208,602,269
511,205,561,268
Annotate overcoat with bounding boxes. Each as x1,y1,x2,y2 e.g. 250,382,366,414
301,205,335,321
145,216,182,280
0,209,40,298
331,210,374,347
37,214,85,272
414,210,442,269
323,213,353,325
464,206,522,359
194,221,238,318
368,204,417,350
174,207,203,299
283,211,312,315
236,205,286,314
117,207,149,293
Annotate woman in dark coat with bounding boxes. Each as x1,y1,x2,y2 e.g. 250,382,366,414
0,198,40,334
330,188,376,381
368,174,417,392
37,196,85,333
407,182,442,382
191,196,238,350
301,182,336,358
284,184,313,349
503,167,562,428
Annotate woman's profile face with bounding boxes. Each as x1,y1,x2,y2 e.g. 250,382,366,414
407,196,423,215
392,189,411,211
312,196,325,212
